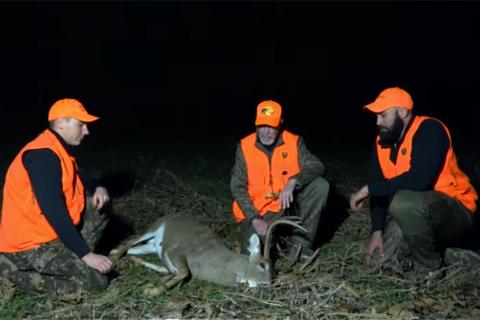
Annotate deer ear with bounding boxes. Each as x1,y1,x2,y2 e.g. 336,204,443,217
247,233,261,257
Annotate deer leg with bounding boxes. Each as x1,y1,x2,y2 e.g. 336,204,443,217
109,237,141,266
162,251,190,289
165,267,189,290
129,256,169,274
109,232,158,266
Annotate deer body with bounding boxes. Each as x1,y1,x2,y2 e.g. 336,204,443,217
109,215,272,288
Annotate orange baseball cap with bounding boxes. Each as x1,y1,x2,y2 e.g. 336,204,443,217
255,100,282,127
363,87,413,113
48,98,99,122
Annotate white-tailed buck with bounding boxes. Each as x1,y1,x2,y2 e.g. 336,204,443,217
109,214,305,289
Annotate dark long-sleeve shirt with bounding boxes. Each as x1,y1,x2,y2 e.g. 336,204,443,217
22,129,92,258
368,117,449,232
231,131,325,221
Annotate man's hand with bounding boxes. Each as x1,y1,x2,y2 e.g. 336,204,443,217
252,218,268,236
366,231,384,266
280,178,297,209
82,252,112,273
349,184,369,212
92,186,110,210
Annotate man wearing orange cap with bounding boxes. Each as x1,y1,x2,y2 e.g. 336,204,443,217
0,98,112,300
231,100,330,260
350,87,477,278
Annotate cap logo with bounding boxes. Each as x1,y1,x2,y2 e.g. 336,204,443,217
261,106,275,116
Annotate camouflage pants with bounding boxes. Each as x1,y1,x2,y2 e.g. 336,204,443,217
0,199,109,300
384,190,473,270
240,176,330,253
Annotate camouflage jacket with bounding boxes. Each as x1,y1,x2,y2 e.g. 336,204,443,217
230,131,325,222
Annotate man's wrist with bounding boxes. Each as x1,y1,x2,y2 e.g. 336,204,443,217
371,230,383,238
245,214,260,225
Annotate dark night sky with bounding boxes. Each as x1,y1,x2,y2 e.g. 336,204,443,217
1,1,479,150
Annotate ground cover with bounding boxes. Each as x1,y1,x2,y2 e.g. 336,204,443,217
1,138,479,319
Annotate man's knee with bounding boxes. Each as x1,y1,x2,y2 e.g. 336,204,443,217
389,190,435,237
38,247,108,294
76,269,108,293
44,261,108,297
41,271,108,301
300,176,330,203
311,176,330,194
389,190,422,221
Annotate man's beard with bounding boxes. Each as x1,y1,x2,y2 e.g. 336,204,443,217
378,116,405,147
259,134,278,151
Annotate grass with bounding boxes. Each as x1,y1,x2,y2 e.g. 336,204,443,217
1,137,480,319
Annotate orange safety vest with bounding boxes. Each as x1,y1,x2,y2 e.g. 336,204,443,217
0,129,85,252
232,130,300,222
376,116,478,213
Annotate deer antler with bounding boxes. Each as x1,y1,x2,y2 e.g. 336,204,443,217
263,215,307,260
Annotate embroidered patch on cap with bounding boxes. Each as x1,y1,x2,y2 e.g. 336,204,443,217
261,105,275,116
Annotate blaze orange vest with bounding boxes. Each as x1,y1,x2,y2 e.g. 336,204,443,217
376,116,477,213
232,130,300,222
0,129,85,252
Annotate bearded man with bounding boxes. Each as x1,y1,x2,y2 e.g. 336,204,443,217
350,87,477,277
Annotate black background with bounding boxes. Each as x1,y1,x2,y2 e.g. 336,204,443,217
1,1,479,152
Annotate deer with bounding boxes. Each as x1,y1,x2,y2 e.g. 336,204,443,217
108,214,306,289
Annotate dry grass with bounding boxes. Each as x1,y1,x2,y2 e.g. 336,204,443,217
1,143,480,319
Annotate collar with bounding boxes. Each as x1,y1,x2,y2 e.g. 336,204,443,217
47,128,73,155
394,114,415,148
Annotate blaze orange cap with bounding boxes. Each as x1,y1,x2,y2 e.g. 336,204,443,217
48,98,99,122
255,100,282,127
363,87,413,113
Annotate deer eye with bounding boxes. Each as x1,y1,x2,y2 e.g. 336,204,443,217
258,262,267,270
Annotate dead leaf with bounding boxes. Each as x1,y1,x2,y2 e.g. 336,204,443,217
387,303,405,316
143,286,164,297
343,283,360,299
420,297,437,308
431,304,443,312
413,299,426,311
157,297,190,319
334,303,358,313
